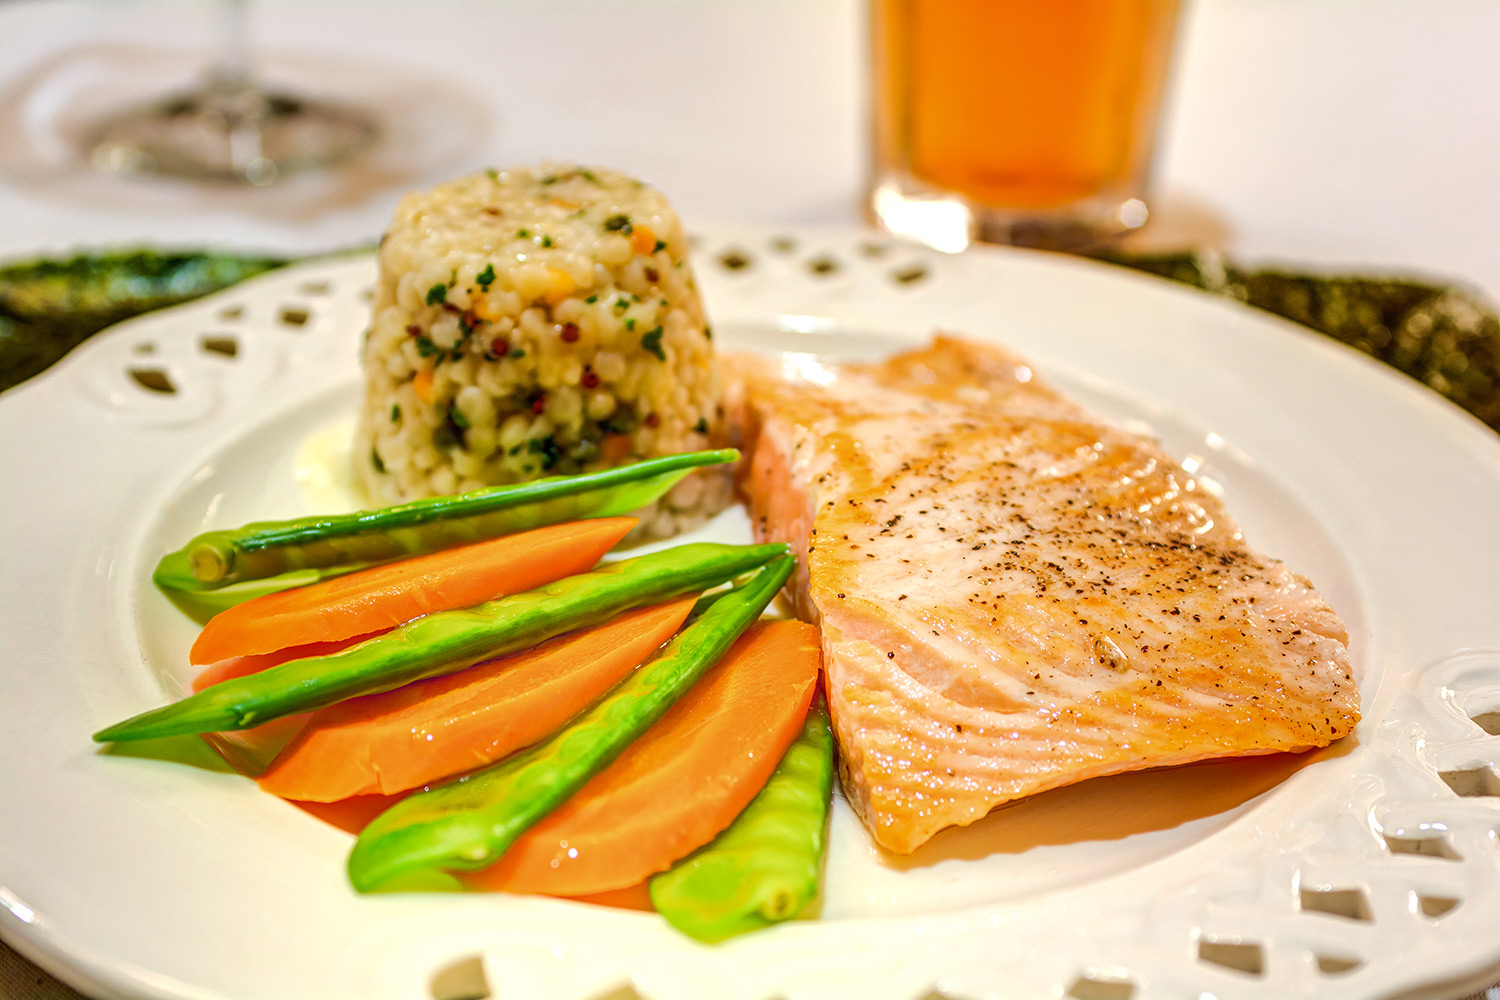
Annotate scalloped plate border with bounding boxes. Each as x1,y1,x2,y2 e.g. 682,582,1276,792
2,224,1499,1000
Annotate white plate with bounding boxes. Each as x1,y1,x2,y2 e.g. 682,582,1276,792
3,225,1500,1000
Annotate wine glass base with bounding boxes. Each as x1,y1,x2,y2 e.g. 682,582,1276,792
87,84,377,185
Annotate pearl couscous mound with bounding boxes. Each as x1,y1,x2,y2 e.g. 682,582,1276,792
354,165,730,536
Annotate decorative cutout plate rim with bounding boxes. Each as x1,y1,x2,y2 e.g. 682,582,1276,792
2,224,1499,1000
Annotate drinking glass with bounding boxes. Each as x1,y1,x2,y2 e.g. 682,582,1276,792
86,0,377,185
868,0,1182,252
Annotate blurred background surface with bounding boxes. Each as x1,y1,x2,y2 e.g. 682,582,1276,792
0,0,1495,298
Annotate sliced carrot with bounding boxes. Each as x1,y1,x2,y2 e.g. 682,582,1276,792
571,880,655,912
199,716,311,778
461,619,822,897
191,633,375,692
189,516,636,666
256,597,697,801
192,638,377,775
290,793,410,835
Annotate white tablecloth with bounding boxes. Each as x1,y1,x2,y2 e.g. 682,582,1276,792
2,1,1498,997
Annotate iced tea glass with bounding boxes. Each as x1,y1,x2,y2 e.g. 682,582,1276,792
868,0,1182,252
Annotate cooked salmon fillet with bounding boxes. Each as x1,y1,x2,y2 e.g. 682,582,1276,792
727,335,1360,855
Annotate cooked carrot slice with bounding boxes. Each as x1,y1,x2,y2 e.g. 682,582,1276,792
193,638,377,775
289,793,410,834
191,634,376,692
189,516,636,665
256,597,696,801
570,881,655,912
461,619,822,897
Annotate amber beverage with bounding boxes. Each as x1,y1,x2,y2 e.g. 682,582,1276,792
869,0,1182,250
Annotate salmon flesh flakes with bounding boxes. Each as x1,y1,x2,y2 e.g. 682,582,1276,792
727,335,1360,855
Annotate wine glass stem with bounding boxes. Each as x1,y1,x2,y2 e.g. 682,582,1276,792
212,0,251,91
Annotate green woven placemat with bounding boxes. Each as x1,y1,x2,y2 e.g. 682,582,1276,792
1094,248,1500,434
3,247,1497,437
0,250,289,394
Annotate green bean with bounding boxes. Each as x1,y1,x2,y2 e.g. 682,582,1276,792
346,554,796,894
649,696,834,941
152,449,738,591
96,542,787,744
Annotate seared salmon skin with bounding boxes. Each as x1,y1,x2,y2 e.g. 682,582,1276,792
727,336,1360,854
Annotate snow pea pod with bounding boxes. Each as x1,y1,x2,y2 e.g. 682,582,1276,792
152,449,738,591
161,564,373,625
95,542,786,743
649,696,834,941
346,554,796,894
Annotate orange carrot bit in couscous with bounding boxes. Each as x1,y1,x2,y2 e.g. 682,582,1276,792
471,295,503,322
630,225,659,257
412,369,434,405
541,266,577,307
601,433,633,465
